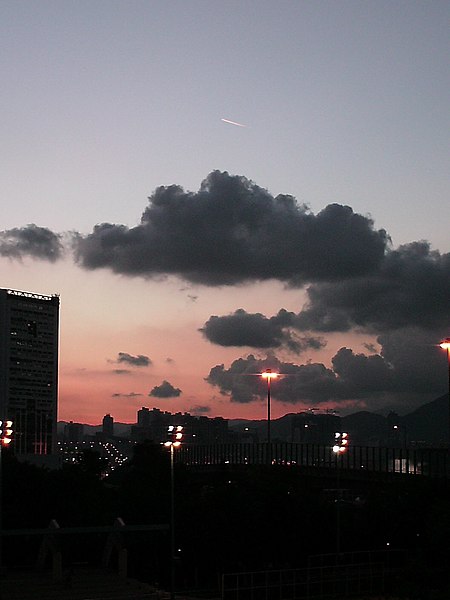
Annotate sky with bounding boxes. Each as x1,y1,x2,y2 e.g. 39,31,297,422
1,0,449,424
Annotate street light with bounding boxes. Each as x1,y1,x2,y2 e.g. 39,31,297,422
332,431,348,557
439,338,450,445
261,369,278,446
164,426,183,600
332,432,348,455
0,420,13,573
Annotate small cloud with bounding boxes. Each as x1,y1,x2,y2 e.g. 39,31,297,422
189,405,211,415
113,369,131,375
112,352,152,367
149,380,182,398
187,294,198,302
166,357,175,364
112,392,143,398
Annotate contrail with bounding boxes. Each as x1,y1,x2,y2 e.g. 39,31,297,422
221,118,248,128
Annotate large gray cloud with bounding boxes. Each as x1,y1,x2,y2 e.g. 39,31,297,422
201,308,325,353
149,380,182,398
73,171,389,286
206,327,447,411
296,241,450,333
0,224,64,262
200,241,450,363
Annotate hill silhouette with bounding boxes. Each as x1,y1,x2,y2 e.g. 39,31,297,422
58,394,449,447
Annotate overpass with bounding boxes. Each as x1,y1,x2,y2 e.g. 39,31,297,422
175,442,450,479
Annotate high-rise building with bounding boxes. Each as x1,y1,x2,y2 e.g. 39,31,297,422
0,288,60,457
102,413,114,437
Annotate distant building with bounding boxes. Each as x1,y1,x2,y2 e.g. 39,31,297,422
132,407,170,442
137,406,151,428
64,421,84,442
131,407,230,445
0,288,60,457
102,413,114,437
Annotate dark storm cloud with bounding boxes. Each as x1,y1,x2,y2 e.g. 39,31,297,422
73,171,388,286
116,352,152,367
0,224,64,262
149,380,182,398
205,354,343,404
206,327,447,409
296,242,450,333
201,308,325,353
200,241,450,375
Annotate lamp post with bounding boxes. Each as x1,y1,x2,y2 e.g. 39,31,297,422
439,338,450,445
164,426,183,600
0,420,13,572
261,369,278,446
332,432,348,557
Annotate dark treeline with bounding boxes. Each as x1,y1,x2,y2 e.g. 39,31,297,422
2,443,450,596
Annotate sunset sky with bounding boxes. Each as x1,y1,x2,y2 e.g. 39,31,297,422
1,1,449,424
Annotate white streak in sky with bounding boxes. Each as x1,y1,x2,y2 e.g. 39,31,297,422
221,118,248,128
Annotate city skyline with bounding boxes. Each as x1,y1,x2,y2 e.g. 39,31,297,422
1,1,449,424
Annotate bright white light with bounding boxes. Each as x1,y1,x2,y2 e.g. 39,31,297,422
439,338,450,350
261,369,278,380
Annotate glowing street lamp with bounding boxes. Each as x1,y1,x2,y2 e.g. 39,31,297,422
0,421,13,447
332,431,348,556
261,369,278,446
164,426,183,600
439,338,450,445
0,420,13,571
164,425,183,449
332,432,348,454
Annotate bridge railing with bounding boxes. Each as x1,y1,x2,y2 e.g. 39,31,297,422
176,443,450,478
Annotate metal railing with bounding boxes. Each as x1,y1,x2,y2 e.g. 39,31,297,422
221,549,407,600
176,443,450,478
